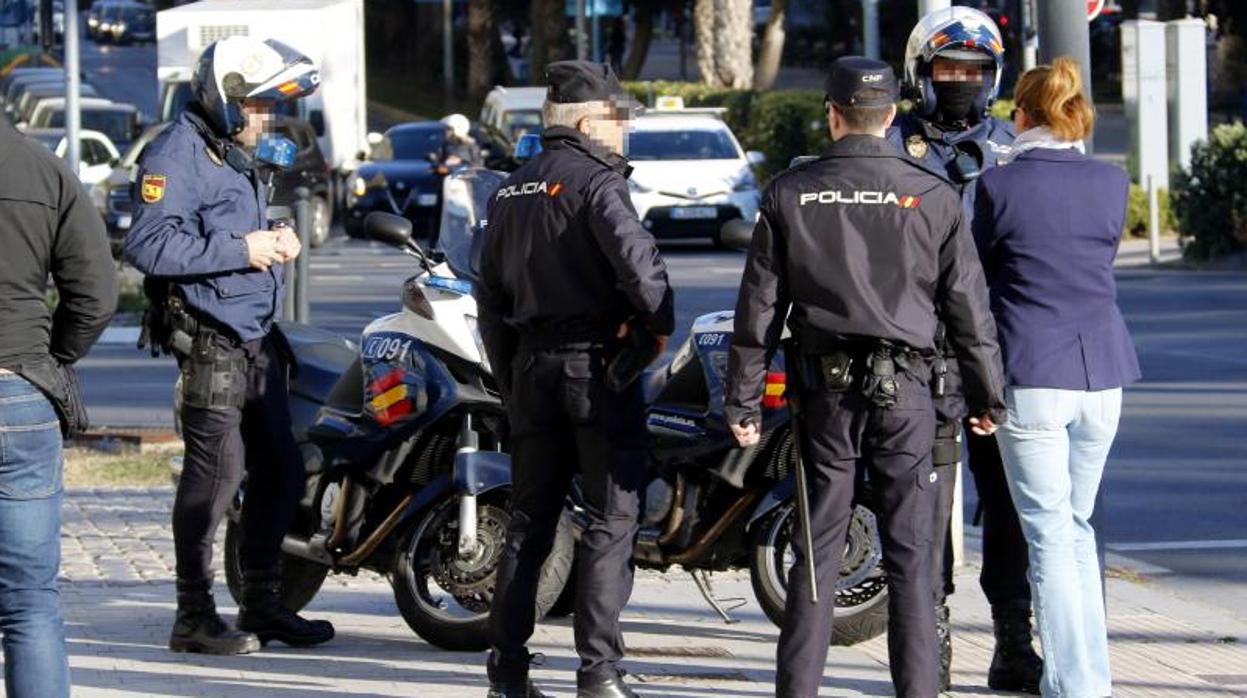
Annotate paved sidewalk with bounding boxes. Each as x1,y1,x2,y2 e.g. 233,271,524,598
0,488,1239,697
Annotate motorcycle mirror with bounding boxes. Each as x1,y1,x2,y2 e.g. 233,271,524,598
718,218,755,251
364,211,414,249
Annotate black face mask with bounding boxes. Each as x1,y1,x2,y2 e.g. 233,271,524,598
933,81,982,125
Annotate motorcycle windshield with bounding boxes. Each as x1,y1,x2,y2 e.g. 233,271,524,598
436,168,507,284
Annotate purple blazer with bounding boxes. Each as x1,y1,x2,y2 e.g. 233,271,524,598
972,148,1141,391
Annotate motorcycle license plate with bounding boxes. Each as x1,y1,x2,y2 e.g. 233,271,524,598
671,206,717,220
416,194,438,207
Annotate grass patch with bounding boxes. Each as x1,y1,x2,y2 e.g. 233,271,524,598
63,446,176,489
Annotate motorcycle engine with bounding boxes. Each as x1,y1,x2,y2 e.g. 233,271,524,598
643,478,674,526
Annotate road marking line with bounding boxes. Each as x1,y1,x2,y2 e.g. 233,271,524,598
99,327,141,345
1108,540,1247,552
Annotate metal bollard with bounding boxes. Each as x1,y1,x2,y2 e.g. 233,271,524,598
294,187,312,324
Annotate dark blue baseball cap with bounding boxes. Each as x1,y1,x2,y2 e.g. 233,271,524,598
825,56,900,108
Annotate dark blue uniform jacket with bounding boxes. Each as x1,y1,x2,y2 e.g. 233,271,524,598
123,107,282,342
887,114,1014,421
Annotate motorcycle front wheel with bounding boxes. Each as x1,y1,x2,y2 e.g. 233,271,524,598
391,490,574,652
223,519,330,613
749,501,890,646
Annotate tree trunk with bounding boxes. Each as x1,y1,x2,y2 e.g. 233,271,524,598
529,0,570,84
694,0,718,85
622,5,655,80
695,0,754,88
754,0,787,90
468,0,496,99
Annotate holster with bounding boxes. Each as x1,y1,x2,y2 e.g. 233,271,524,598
181,329,249,411
15,360,89,438
933,419,963,467
803,338,926,410
138,279,194,358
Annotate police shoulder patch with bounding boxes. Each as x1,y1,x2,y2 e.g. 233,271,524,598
140,174,167,204
906,134,929,159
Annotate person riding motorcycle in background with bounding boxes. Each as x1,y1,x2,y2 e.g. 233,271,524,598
440,113,483,167
886,7,1043,694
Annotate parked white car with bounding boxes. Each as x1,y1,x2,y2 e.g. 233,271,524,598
626,109,763,244
26,128,122,187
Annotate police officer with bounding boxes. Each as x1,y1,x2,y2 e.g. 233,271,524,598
123,36,334,655
725,57,1006,698
476,60,673,698
887,8,1041,692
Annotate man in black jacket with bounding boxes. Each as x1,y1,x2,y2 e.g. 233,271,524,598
476,60,673,698
725,57,1006,698
0,119,117,698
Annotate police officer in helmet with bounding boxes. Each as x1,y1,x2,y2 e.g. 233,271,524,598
476,60,673,698
726,57,1006,698
887,8,1041,693
123,36,334,655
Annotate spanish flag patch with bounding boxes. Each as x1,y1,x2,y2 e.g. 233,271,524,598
140,174,167,204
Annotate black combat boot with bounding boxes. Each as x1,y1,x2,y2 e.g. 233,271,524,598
169,583,261,655
237,571,335,647
988,601,1043,695
936,603,953,692
487,678,549,698
578,671,639,698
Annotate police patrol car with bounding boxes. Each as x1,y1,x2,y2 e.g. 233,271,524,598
626,97,763,244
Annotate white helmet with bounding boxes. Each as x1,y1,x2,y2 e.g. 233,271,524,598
192,36,320,136
441,113,471,140
903,7,1005,121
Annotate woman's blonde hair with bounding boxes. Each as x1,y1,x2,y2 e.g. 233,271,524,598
1013,56,1095,141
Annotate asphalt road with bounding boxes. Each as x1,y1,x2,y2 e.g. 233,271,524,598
78,33,159,121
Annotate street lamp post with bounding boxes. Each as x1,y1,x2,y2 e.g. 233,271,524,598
862,0,880,60
65,0,81,176
443,0,454,104
1036,0,1093,151
918,0,951,15
576,0,588,61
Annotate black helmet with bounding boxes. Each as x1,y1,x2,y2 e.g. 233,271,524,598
191,36,319,136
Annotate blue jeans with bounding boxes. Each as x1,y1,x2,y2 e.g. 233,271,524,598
0,373,70,698
996,387,1121,698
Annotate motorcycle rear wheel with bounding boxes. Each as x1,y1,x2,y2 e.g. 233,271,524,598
391,491,574,652
224,519,330,613
749,501,890,646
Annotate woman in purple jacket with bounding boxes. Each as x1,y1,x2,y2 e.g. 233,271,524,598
972,57,1141,698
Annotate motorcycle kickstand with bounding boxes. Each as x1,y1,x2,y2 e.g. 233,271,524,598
689,569,746,625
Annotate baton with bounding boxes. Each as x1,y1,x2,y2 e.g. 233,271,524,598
783,340,819,605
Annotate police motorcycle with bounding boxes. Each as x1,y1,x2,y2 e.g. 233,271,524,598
550,221,888,646
172,167,572,652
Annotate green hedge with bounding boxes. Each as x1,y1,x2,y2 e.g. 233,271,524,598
1172,122,1247,260
1124,184,1178,238
624,81,828,180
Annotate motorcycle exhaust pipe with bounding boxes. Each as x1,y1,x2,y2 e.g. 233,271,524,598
281,534,335,566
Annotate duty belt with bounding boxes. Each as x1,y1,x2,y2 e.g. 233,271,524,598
804,338,927,409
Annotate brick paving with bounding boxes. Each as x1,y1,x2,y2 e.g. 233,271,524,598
0,487,1241,697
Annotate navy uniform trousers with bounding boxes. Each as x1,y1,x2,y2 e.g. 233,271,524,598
778,375,939,698
488,346,647,687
